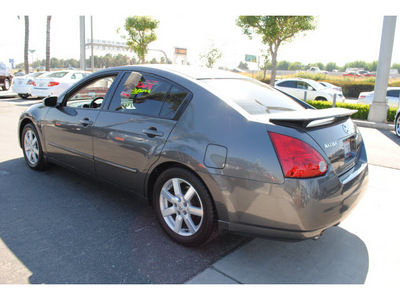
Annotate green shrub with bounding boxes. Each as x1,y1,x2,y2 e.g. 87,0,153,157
306,100,396,122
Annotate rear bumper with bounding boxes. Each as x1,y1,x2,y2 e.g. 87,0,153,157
12,86,32,94
213,144,369,240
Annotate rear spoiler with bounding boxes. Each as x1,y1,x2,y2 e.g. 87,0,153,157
269,108,358,128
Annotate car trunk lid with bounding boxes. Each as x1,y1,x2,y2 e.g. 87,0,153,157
268,108,362,176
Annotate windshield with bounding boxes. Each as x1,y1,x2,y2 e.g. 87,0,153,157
308,80,326,90
202,79,305,115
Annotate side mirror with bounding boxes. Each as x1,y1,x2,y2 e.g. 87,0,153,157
43,96,58,107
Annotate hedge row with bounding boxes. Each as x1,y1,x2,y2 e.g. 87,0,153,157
306,100,397,122
323,80,374,98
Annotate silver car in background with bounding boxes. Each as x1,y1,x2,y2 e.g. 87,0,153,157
358,87,400,108
18,65,368,246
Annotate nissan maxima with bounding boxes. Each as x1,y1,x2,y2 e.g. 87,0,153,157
18,65,368,246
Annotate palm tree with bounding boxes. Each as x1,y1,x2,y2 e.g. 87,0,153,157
46,16,52,71
24,16,29,74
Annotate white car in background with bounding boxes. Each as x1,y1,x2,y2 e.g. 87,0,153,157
31,70,91,98
358,87,400,108
12,71,48,98
275,78,345,102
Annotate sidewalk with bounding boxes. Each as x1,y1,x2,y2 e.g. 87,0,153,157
186,125,400,285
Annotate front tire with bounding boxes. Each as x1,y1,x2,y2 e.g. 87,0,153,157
395,114,400,138
22,123,47,170
152,168,217,246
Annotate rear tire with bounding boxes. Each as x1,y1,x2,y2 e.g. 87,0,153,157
19,94,29,99
2,78,10,91
22,123,47,171
152,167,217,246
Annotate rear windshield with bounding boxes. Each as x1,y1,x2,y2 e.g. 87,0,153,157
202,79,305,115
46,72,68,78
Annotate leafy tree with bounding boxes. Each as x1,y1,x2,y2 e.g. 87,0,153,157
199,42,222,68
238,61,249,70
118,16,159,64
236,16,317,86
326,62,339,72
277,60,289,70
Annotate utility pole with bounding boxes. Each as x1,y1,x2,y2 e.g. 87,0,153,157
91,16,94,72
368,16,397,123
80,16,86,70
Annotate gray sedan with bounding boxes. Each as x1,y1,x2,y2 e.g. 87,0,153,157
18,65,368,246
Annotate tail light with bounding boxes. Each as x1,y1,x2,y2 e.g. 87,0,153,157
27,79,34,85
48,81,59,87
269,132,328,178
358,95,365,100
32,81,36,86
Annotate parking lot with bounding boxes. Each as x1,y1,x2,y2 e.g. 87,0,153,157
1,92,400,287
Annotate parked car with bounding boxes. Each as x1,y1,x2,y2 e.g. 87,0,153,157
0,62,13,91
18,65,368,246
395,108,400,138
275,78,345,102
307,66,328,75
12,71,48,99
319,81,343,93
31,70,91,98
358,87,400,108
343,71,376,78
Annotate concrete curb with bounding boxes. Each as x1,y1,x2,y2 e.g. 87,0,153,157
353,119,395,131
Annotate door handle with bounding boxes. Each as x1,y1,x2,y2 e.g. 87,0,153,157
142,127,164,138
79,118,93,127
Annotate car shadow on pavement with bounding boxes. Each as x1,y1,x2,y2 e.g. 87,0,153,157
0,158,250,284
203,226,369,284
378,129,400,147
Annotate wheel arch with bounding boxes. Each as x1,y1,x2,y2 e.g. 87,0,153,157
19,118,35,148
145,162,219,217
315,96,327,101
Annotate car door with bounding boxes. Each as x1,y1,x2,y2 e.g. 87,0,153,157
92,71,190,194
42,73,119,175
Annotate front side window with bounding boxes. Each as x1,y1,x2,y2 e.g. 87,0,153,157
65,76,116,108
296,81,309,90
108,72,188,118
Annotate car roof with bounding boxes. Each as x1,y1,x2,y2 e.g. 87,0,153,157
97,64,247,80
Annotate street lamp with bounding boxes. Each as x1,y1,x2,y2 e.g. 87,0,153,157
29,49,36,69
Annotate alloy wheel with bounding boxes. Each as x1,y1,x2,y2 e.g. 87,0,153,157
24,129,40,166
159,178,204,237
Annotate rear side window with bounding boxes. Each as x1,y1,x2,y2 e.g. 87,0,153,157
203,79,305,115
276,80,296,88
108,72,189,119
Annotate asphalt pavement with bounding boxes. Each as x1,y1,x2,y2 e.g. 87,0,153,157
1,93,400,290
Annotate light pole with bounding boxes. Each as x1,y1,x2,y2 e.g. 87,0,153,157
29,49,36,70
368,16,397,123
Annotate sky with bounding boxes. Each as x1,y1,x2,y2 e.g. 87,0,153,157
1,0,400,70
